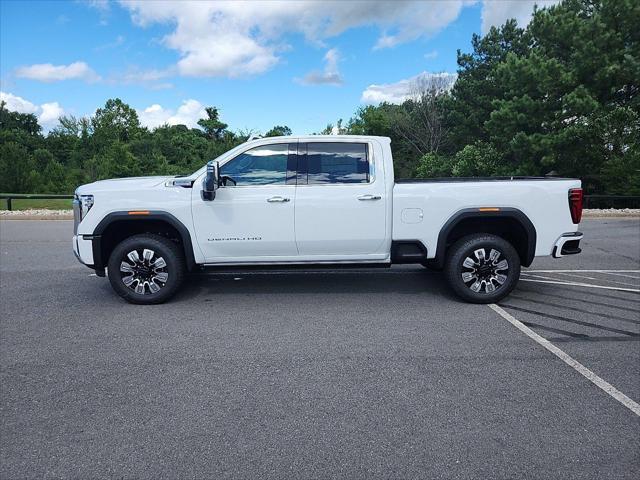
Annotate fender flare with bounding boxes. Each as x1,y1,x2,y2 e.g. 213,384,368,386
90,211,196,271
433,207,537,268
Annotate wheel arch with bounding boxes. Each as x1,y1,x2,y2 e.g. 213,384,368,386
90,211,196,272
433,208,536,268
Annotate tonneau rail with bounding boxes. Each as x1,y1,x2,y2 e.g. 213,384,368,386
396,176,576,183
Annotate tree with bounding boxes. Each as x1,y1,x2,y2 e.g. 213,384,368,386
0,142,36,192
92,98,142,144
389,74,452,156
198,107,228,140
264,125,292,137
440,0,639,191
0,101,42,136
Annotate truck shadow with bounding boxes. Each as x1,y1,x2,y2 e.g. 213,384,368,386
173,268,457,302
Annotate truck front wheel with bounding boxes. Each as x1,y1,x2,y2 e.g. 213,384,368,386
107,234,186,304
444,234,520,304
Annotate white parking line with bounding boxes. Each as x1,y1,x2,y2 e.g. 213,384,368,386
489,304,640,417
552,271,640,287
526,270,640,273
520,278,640,293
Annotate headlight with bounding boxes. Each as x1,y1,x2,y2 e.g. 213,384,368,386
79,194,94,219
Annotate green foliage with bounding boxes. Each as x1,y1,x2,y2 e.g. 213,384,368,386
92,98,142,145
0,98,246,194
0,142,36,192
445,0,639,191
264,125,292,137
197,107,228,140
414,152,454,178
415,142,507,178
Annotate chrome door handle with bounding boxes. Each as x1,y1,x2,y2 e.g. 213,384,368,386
267,196,290,203
357,194,381,201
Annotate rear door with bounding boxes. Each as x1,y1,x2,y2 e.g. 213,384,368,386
294,141,387,258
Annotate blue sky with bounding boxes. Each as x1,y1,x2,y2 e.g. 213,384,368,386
0,0,553,134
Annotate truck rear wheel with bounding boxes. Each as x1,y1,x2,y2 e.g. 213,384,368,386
444,233,520,304
107,234,186,305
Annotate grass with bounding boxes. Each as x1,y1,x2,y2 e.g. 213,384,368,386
1,198,73,211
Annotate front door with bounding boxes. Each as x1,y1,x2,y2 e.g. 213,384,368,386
191,143,298,263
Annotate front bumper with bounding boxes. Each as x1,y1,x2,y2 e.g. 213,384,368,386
552,231,583,258
73,234,95,266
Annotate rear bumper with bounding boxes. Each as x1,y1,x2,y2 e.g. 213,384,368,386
552,232,583,258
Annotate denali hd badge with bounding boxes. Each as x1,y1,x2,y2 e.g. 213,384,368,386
208,236,262,242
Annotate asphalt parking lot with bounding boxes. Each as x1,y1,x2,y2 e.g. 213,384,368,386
1,218,638,479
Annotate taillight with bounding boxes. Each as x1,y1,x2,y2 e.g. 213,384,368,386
569,188,583,224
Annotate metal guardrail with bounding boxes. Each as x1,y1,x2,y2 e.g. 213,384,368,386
1,193,639,211
0,194,74,211
583,195,640,209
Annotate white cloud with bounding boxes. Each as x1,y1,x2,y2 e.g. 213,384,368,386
119,0,469,78
38,102,65,126
84,0,110,12
298,48,343,86
15,61,100,83
115,66,174,88
0,91,38,114
424,50,438,60
481,0,560,34
361,71,457,104
0,91,65,129
137,99,206,129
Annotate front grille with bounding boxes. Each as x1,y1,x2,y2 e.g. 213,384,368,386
72,196,81,235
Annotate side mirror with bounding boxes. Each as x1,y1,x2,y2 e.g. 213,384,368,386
201,161,219,201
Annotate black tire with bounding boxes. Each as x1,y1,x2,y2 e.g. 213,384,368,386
444,233,520,304
107,234,186,305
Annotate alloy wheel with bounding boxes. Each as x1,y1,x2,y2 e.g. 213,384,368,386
119,248,169,295
460,248,509,294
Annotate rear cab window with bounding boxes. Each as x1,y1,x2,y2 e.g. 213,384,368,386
304,142,370,184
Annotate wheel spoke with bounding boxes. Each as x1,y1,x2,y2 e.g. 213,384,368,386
148,281,161,293
474,249,486,262
134,281,145,294
153,257,167,269
462,271,476,283
127,250,140,263
463,257,476,268
470,280,482,292
153,272,168,283
143,249,154,263
489,249,500,262
495,259,508,271
485,281,496,293
495,273,507,284
122,274,135,286
120,262,134,273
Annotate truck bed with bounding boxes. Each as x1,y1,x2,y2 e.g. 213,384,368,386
392,177,581,259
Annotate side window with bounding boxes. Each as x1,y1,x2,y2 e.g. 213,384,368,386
306,142,369,184
221,144,288,186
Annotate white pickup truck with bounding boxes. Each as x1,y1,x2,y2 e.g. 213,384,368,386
73,135,584,304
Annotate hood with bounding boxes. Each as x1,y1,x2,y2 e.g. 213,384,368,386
76,176,172,195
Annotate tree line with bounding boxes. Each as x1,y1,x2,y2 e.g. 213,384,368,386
1,0,637,195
